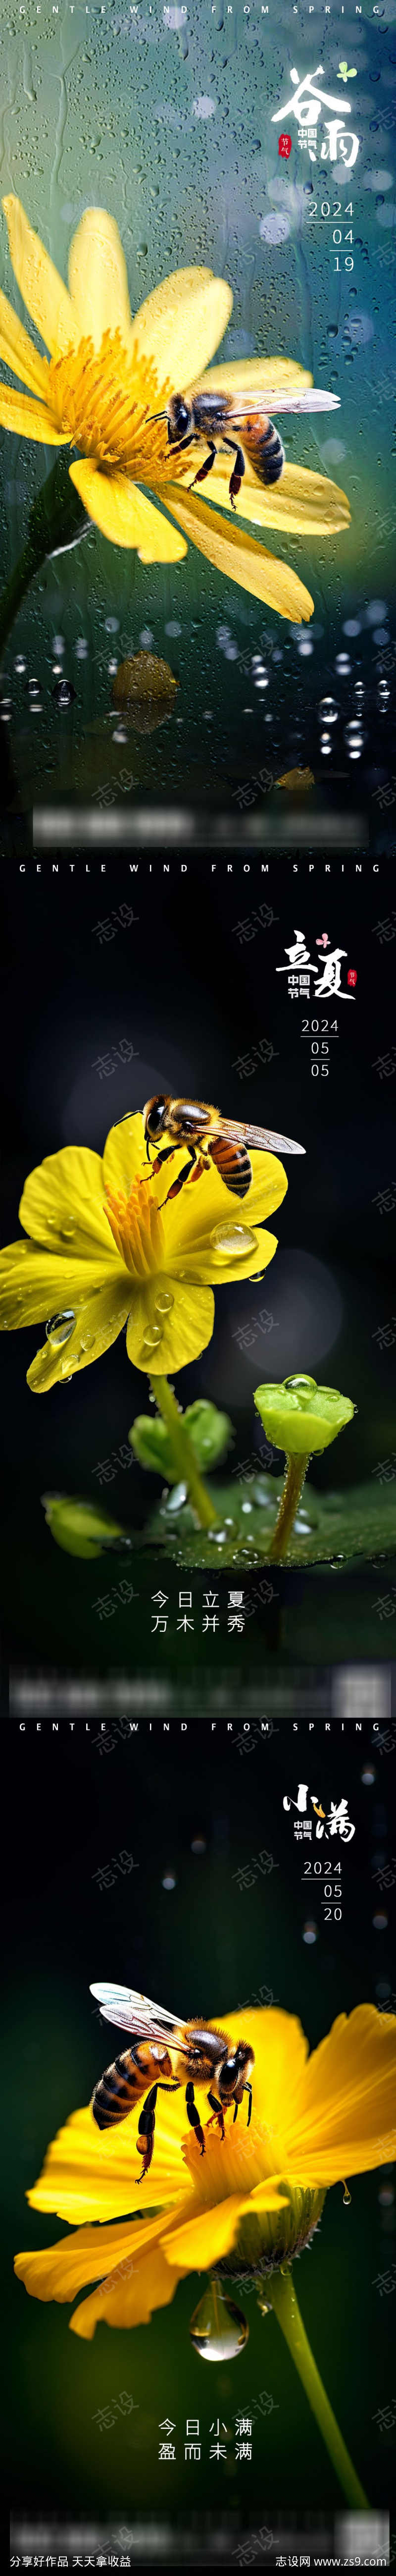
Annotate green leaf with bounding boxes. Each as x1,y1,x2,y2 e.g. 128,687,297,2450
129,1398,233,1480
146,1474,396,1569
42,1493,128,1559
254,1375,355,1455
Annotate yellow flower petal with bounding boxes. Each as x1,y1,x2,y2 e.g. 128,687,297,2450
2,194,77,358
0,1244,120,1333
0,384,66,442
102,1112,148,1202
27,1273,131,1392
162,1147,288,1258
68,209,133,350
281,2005,396,2184
165,483,314,622
170,1229,279,1289
163,2192,253,2274
131,267,233,393
0,285,51,396
203,460,350,535
27,2098,188,2224
70,2235,179,2337
226,2007,309,2137
126,1278,214,1375
196,357,313,395
19,1145,114,1258
69,459,187,558
15,2214,158,2304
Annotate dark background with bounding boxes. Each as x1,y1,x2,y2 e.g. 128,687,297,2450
4,1718,396,2539
0,856,395,1688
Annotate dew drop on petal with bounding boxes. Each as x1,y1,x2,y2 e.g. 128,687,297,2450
210,1223,257,1260
154,1290,174,1313
343,2182,351,2206
284,1373,317,1394
59,1220,76,1241
189,2284,248,2361
143,1324,162,1348
46,1310,75,1349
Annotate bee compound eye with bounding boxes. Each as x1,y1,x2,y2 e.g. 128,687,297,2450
148,1098,166,1135
171,398,190,437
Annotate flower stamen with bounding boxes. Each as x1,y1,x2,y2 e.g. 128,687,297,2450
104,1176,165,1277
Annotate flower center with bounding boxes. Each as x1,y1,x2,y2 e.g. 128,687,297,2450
182,2108,278,2207
47,331,192,482
104,1175,165,1277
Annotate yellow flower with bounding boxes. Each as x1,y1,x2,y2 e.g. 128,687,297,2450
0,1110,287,1388
0,197,349,621
14,2005,396,2338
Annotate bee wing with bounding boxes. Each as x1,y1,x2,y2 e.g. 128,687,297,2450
227,389,340,421
215,1119,305,1158
90,1981,183,2043
253,388,340,417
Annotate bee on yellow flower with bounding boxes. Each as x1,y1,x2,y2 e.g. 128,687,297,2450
0,196,350,622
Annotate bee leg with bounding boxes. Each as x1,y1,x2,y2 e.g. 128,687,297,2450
190,440,217,490
207,2089,225,2141
136,2081,158,2183
244,2082,253,2129
148,1144,177,1180
165,1150,198,1203
233,2099,239,2125
186,2079,205,2157
222,438,246,510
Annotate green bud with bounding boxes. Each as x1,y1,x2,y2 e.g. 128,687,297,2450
253,1375,355,1456
129,1398,232,1480
41,1493,127,1558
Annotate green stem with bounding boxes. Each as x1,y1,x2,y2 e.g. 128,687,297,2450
0,449,88,665
269,1450,309,1561
150,1375,218,1531
264,2267,368,2510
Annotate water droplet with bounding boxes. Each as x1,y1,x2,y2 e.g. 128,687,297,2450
284,1374,317,1394
143,1324,162,1348
190,2284,248,2361
59,1220,76,1242
208,1526,228,1544
46,1310,75,1349
318,696,339,724
80,1330,95,1350
165,1481,187,1510
154,1290,174,1313
51,679,76,708
343,2182,351,2206
61,1362,73,1380
210,1223,257,1260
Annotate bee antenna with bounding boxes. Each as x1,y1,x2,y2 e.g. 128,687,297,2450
147,410,167,424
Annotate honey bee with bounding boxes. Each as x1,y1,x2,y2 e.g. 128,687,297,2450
143,1093,305,1203
149,383,340,507
90,1981,255,2182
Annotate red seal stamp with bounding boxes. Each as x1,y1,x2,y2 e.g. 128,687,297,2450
278,133,292,158
347,969,357,988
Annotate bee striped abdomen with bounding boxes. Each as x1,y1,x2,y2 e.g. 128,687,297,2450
92,2047,141,2129
257,422,285,485
210,1137,252,1197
